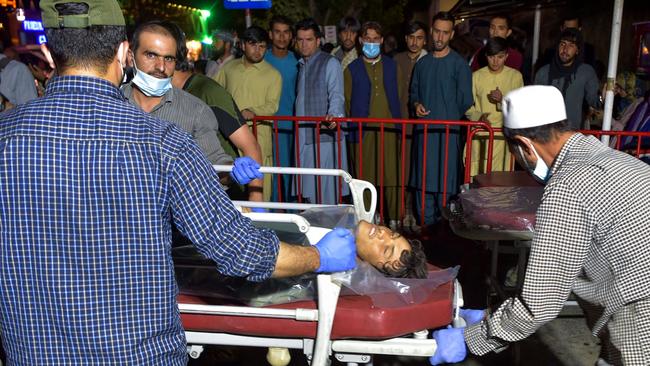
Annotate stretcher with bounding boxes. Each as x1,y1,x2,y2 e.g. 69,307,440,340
176,166,463,366
446,175,541,299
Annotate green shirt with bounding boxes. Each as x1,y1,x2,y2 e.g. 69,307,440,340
183,73,245,158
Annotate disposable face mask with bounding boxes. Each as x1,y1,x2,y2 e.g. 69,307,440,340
362,42,381,59
515,139,551,184
131,62,172,97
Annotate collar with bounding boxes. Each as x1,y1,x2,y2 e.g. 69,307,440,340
182,74,195,90
239,57,265,70
121,82,174,110
300,50,323,65
364,55,382,65
46,75,125,101
550,132,582,175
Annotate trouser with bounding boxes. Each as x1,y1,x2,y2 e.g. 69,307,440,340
413,190,444,226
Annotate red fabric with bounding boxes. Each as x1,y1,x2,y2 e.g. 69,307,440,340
472,171,541,188
179,267,453,339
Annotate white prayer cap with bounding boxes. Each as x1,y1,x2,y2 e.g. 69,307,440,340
502,85,567,129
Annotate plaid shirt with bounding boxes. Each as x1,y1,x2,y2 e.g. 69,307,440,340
465,133,650,363
0,76,279,365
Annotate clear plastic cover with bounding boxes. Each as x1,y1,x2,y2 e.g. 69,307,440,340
174,246,457,308
457,186,543,232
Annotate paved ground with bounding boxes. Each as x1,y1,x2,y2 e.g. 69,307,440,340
189,221,602,366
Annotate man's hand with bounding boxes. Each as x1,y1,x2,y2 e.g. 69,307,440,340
230,157,263,185
478,113,490,123
459,308,485,326
241,109,256,121
322,114,337,129
414,102,431,117
487,87,503,104
429,326,467,365
314,228,356,273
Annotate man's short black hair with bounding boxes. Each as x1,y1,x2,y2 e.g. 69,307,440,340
44,2,126,74
432,11,455,26
295,18,322,38
242,25,269,45
337,16,360,34
360,21,383,38
131,20,187,67
491,14,512,29
269,15,293,31
559,28,583,50
485,36,508,56
380,239,428,279
405,21,427,36
503,119,575,144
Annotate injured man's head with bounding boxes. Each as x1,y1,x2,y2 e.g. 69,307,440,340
355,220,428,279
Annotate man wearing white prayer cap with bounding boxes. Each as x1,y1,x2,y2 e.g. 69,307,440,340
428,85,650,365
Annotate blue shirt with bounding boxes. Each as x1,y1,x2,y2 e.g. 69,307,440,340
265,50,298,117
0,76,279,365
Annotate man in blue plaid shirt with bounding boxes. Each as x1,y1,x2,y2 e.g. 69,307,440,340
0,0,357,364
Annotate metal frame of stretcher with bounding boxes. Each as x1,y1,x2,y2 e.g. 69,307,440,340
177,166,464,366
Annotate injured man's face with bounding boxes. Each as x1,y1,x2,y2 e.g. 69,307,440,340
355,220,427,278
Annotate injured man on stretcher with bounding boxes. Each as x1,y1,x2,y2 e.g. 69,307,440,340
173,206,435,307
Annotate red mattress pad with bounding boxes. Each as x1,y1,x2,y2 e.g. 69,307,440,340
179,270,453,339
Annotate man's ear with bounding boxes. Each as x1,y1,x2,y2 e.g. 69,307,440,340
450,29,455,40
40,43,56,70
117,41,129,66
514,136,535,160
506,29,512,38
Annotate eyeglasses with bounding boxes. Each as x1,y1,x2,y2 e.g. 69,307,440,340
142,51,177,64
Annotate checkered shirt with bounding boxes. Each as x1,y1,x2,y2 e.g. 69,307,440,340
465,133,650,363
0,76,279,365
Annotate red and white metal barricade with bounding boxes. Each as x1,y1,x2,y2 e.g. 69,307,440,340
251,116,494,225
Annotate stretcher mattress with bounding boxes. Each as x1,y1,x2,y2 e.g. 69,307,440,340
472,171,541,188
456,186,542,232
178,265,453,340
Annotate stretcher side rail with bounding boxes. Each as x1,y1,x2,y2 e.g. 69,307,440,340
213,165,377,223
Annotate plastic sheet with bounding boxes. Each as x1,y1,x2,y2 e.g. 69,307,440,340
299,206,357,231
333,261,459,308
455,186,543,232
174,249,458,309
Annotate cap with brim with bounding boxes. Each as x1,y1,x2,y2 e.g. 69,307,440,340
40,0,125,28
502,85,567,129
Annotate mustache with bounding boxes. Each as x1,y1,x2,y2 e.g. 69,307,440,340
148,72,168,78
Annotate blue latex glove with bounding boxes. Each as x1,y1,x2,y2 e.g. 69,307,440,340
429,326,467,365
314,227,356,273
231,157,263,185
459,308,486,326
251,207,268,213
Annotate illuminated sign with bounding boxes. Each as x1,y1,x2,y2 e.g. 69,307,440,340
23,20,43,31
223,0,271,10
38,35,47,44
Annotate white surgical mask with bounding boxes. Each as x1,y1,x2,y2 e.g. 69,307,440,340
515,138,551,184
131,61,172,97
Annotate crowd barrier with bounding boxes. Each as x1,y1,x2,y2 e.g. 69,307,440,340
251,116,493,225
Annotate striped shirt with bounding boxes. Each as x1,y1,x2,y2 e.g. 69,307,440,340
0,76,279,365
465,133,650,364
122,83,233,165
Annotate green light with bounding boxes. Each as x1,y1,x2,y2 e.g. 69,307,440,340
201,36,213,45
199,9,210,18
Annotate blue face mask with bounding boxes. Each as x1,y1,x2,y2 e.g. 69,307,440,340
131,62,172,97
362,42,381,59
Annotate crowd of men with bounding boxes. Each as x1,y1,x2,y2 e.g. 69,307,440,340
1,10,607,229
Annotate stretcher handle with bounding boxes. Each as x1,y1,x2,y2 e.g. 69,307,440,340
240,212,311,233
213,165,353,183
178,303,318,321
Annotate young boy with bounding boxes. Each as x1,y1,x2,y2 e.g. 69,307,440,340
466,37,524,176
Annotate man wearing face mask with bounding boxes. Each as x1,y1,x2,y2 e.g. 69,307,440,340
122,20,233,170
428,85,650,365
344,21,402,228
